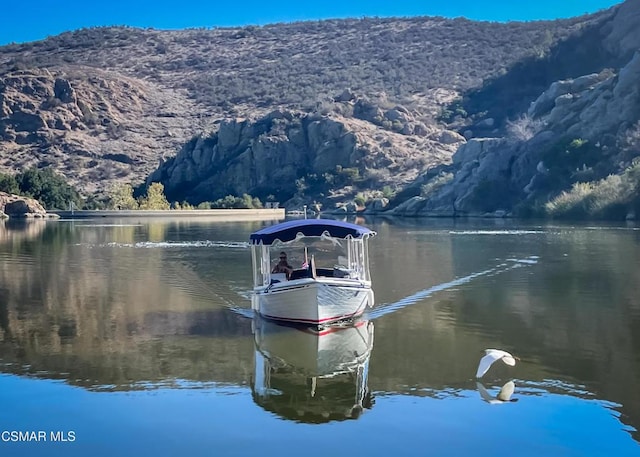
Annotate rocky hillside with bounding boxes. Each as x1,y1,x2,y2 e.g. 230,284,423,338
0,67,208,194
393,0,640,219
0,9,610,200
3,1,640,215
147,94,463,206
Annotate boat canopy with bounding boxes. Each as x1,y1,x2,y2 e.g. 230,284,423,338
250,219,375,245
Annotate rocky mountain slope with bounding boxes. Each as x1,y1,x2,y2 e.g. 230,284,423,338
2,1,640,215
147,95,463,206
392,0,640,218
0,9,609,201
0,67,208,194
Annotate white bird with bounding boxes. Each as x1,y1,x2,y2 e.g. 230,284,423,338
477,381,518,404
476,349,518,378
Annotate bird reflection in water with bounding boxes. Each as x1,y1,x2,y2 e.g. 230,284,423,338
477,381,519,404
251,316,374,423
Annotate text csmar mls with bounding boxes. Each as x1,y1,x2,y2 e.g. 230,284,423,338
1,431,76,442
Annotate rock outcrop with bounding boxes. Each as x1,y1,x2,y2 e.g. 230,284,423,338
525,52,640,141
405,49,640,217
0,192,49,217
147,104,462,205
0,68,208,194
364,198,389,213
603,0,640,59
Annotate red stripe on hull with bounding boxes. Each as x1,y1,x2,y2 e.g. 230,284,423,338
312,319,366,335
259,309,365,325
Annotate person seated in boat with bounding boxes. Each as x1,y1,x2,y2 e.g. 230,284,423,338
272,251,293,278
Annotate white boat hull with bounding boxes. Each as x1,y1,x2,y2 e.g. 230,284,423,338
253,318,374,376
253,279,374,325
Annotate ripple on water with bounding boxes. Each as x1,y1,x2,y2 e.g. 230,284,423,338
71,224,143,227
448,230,547,235
79,240,250,249
367,256,539,320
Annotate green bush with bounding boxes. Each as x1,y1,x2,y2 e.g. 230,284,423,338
210,194,263,209
0,173,20,194
108,183,139,209
545,162,640,219
16,168,83,210
138,182,170,210
381,185,395,200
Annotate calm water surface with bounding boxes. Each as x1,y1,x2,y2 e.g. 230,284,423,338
1,217,639,456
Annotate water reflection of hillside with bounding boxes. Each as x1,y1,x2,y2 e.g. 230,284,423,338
0,220,256,389
366,220,640,441
0,219,48,245
1,219,639,442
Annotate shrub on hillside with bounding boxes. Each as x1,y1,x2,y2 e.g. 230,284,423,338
210,194,263,209
545,161,640,219
138,182,170,210
506,114,543,142
108,183,139,210
0,173,20,194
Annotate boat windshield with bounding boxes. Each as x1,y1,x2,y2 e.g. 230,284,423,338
251,234,371,287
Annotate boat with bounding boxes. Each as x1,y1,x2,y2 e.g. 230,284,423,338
251,316,374,423
249,219,376,325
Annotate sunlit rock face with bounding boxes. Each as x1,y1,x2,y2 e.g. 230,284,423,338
146,106,461,205
0,68,206,195
413,48,640,217
0,191,47,217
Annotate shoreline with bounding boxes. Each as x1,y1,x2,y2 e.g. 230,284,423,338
48,208,285,220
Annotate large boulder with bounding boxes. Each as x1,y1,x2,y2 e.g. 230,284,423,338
335,88,356,103
327,202,357,214
527,80,573,118
353,98,383,124
452,138,504,165
364,198,389,213
53,78,76,104
438,130,466,145
390,196,427,216
0,192,48,217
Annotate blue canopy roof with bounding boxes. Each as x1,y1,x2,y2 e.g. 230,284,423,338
250,219,375,245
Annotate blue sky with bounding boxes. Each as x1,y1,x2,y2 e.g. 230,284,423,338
1,0,623,46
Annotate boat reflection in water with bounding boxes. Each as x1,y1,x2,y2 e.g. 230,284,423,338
251,316,374,423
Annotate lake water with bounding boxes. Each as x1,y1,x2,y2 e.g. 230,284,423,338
1,216,639,456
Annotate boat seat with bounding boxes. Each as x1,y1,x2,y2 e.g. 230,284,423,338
289,269,311,280
333,267,355,279
316,268,334,277
270,273,287,283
